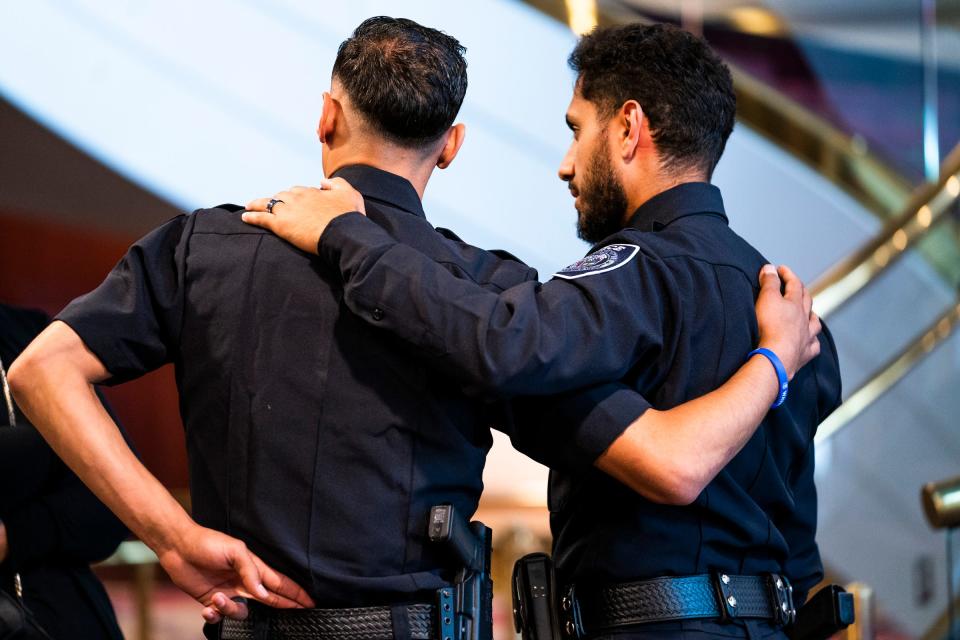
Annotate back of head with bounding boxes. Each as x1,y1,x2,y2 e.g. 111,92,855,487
333,16,468,149
570,23,735,180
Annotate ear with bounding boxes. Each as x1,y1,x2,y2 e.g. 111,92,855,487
436,123,466,170
317,92,338,144
618,100,646,161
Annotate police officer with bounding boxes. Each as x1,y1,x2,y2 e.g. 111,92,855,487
11,18,818,640
244,23,840,640
1,303,126,640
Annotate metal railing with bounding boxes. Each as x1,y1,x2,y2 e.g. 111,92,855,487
812,144,960,317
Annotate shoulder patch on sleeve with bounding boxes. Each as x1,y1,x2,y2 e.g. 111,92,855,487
553,244,641,280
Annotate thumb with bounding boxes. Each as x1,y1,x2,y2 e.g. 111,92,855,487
757,264,781,295
242,211,276,231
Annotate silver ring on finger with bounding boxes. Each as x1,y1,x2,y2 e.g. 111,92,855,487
266,198,284,214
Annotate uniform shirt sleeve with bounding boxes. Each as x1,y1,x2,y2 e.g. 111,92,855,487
502,384,652,471
56,215,191,384
320,214,676,398
423,238,655,468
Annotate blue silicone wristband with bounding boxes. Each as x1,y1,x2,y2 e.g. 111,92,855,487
748,347,789,409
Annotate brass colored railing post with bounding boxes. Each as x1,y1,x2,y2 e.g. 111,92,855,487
843,583,875,640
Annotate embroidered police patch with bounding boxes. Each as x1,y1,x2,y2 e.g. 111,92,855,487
553,244,641,280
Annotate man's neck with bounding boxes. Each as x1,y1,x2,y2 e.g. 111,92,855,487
622,166,708,224
324,149,435,200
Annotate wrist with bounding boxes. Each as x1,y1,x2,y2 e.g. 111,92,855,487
757,339,798,380
141,510,196,557
748,347,789,409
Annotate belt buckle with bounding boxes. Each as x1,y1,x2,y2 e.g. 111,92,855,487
711,572,740,623
767,574,797,627
561,586,585,639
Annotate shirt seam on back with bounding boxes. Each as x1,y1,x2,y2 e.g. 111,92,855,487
228,233,265,537
175,214,199,355
304,291,342,599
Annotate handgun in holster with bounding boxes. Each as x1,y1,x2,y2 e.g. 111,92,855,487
511,553,562,640
428,505,493,640
785,584,855,640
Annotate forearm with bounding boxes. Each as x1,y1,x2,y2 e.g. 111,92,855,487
322,214,648,396
597,354,779,505
8,326,193,555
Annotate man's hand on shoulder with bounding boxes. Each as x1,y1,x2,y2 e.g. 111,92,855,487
243,178,366,255
755,264,821,379
155,523,314,622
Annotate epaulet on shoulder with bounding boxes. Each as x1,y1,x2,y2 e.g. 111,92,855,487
188,203,245,217
490,249,525,264
211,203,246,213
434,226,463,242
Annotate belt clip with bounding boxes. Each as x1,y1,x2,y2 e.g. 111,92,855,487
711,572,739,623
767,574,797,627
561,586,585,639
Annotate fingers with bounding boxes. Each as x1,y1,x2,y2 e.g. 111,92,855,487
246,197,273,212
778,264,803,303
227,545,271,604
246,191,296,213
202,606,222,624
212,593,249,620
241,211,276,230
253,554,315,608
809,312,822,339
201,593,250,624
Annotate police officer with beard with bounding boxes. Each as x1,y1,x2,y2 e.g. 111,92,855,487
243,23,840,640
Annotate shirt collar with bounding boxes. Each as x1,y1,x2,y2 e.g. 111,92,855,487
331,164,425,219
627,182,728,232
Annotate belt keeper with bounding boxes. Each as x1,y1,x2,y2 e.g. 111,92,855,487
711,572,739,623
767,574,797,626
391,604,412,640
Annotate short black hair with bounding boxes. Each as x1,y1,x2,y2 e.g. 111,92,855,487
569,23,735,179
333,16,468,149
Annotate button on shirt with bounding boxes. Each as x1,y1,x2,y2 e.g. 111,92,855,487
314,182,842,603
56,165,645,607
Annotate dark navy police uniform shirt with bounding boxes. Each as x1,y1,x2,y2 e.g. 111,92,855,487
314,182,843,604
56,165,640,607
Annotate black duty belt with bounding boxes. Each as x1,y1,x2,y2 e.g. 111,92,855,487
563,573,797,637
218,603,436,640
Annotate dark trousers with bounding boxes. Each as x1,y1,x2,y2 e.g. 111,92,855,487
588,618,788,640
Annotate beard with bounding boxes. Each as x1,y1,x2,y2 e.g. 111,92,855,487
575,144,630,244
